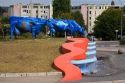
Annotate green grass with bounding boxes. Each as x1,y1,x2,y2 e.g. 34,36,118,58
0,38,65,73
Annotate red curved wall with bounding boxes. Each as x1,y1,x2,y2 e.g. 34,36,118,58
54,38,89,81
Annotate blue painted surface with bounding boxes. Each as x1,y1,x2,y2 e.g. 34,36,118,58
10,16,86,39
71,42,97,74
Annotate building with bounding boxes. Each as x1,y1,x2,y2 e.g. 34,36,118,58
81,4,111,33
9,3,53,19
71,0,120,33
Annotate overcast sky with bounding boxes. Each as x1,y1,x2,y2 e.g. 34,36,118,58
0,0,125,7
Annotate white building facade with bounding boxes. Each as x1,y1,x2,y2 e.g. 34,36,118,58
9,3,53,19
81,4,111,33
72,4,119,33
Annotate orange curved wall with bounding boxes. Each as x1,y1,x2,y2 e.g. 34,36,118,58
54,38,89,81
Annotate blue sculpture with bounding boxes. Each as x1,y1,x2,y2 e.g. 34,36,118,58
10,16,46,39
10,16,87,39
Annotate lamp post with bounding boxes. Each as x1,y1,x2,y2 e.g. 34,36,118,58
119,0,123,39
115,30,118,40
120,7,123,39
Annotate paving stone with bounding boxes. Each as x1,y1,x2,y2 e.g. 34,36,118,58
113,80,125,83
26,73,46,77
5,73,24,77
88,81,113,83
0,73,6,77
20,73,27,77
47,72,62,75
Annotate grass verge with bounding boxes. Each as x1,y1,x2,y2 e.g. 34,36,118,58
0,38,65,73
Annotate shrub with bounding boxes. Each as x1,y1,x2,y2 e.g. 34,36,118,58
120,36,125,45
21,32,32,39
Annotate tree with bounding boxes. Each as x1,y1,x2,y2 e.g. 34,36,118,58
94,8,125,40
53,0,86,37
71,11,85,27
0,7,5,16
56,11,85,37
57,11,85,27
123,6,125,14
0,16,10,40
53,0,71,18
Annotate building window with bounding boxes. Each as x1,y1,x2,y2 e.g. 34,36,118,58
47,6,50,8
27,10,28,13
99,6,101,9
44,6,50,9
23,10,27,12
89,6,92,9
44,6,47,8
89,17,91,20
40,6,43,8
105,6,107,9
33,6,38,8
22,6,27,8
44,11,46,13
36,10,38,13
46,16,48,19
36,15,38,18
29,10,31,13
89,11,91,14
90,22,91,26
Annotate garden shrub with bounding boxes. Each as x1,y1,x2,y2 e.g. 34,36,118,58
120,36,125,45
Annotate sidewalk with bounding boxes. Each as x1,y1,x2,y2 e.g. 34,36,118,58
0,76,125,83
97,46,125,52
96,43,125,52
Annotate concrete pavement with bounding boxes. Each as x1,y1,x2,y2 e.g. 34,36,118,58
0,76,125,83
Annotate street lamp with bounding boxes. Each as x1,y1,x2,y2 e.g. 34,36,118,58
115,30,118,40
120,7,123,39
119,0,123,39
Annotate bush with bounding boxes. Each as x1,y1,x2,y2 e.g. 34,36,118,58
120,36,125,45
21,32,32,39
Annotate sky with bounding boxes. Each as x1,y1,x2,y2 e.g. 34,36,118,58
0,0,125,7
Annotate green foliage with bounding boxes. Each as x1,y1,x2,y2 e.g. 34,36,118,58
123,6,125,14
94,8,125,40
0,16,10,28
57,12,73,19
71,11,85,27
2,24,10,28
21,32,32,39
120,36,125,45
55,11,85,37
53,0,71,18
1,16,9,24
58,11,85,27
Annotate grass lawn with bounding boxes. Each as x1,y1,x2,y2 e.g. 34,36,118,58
0,38,65,73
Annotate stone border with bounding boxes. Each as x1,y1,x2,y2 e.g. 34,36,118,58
0,72,62,77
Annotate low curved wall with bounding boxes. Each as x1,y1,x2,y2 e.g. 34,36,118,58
54,38,89,81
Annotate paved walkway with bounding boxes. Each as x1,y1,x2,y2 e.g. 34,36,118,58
97,46,125,52
0,76,125,83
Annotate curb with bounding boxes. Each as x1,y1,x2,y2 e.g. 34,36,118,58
0,72,62,77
